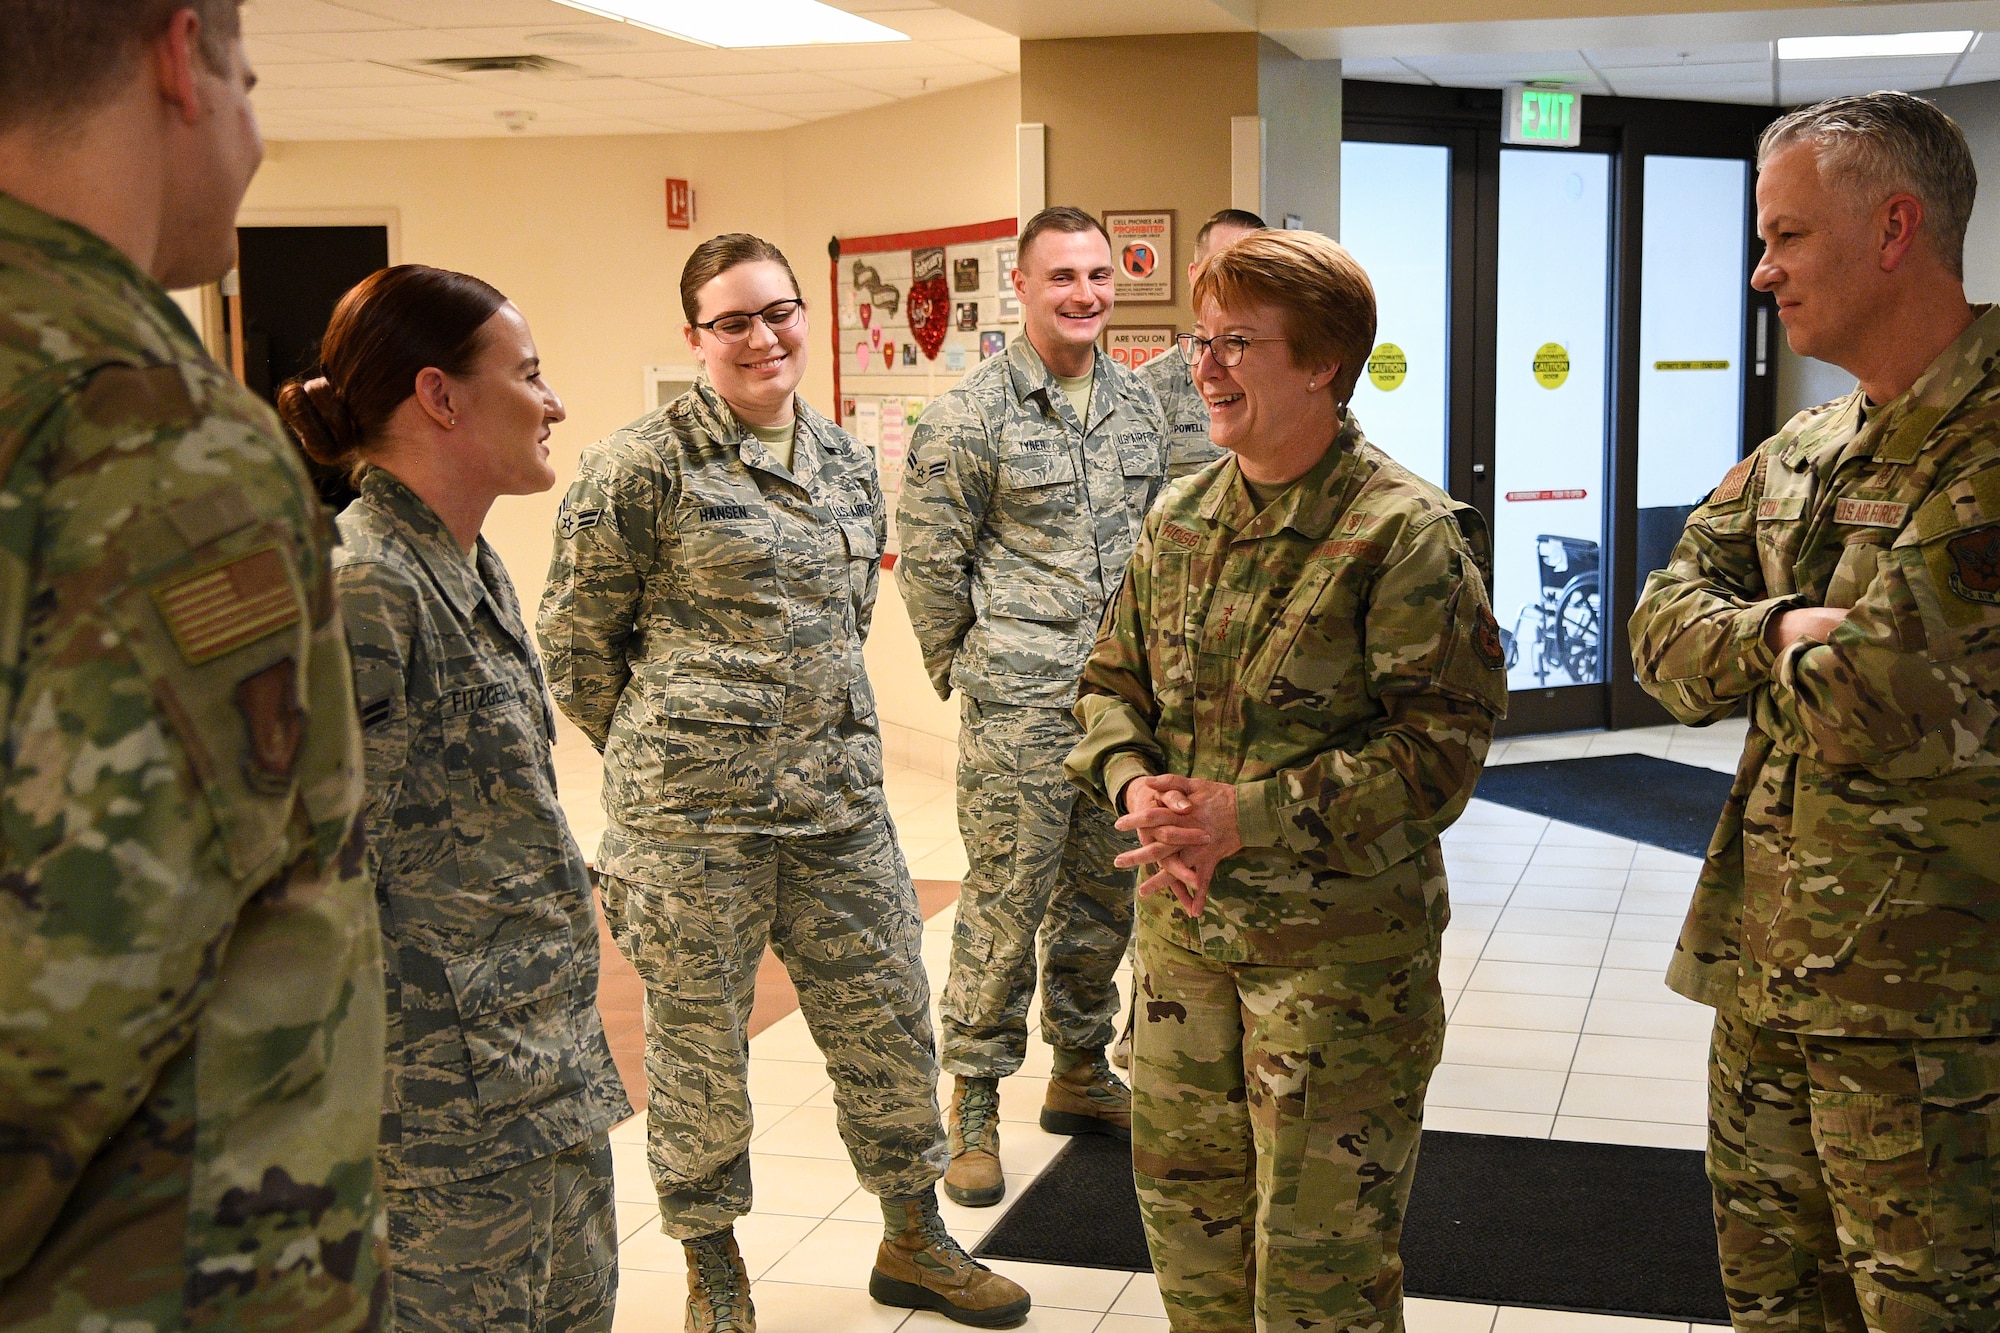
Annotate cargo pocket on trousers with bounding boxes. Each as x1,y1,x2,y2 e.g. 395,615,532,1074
1291,1015,1439,1242
595,846,729,999
1814,1090,1932,1260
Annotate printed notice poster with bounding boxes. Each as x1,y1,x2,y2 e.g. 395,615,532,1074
1105,326,1175,372
1104,211,1174,303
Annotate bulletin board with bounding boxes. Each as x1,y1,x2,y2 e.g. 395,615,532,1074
831,217,1018,558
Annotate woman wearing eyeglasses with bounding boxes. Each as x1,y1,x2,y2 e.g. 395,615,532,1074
1065,231,1509,1332
538,234,1030,1333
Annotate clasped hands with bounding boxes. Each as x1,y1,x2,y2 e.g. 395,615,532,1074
1113,774,1244,918
1766,605,1849,652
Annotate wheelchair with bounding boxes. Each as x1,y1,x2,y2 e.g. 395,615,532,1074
1498,534,1601,686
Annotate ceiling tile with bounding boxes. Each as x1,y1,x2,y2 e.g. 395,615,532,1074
778,41,975,71
732,88,899,113
833,64,1008,95
1342,57,1426,82
330,0,586,26
1588,42,1772,70
849,9,1009,40
573,49,797,79
242,0,409,35
279,28,521,61
928,37,1020,69
655,110,809,132
1607,77,1775,105
654,71,858,96
1600,60,1771,88
245,36,348,65
258,61,459,89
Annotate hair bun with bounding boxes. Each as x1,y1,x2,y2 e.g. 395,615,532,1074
278,372,362,467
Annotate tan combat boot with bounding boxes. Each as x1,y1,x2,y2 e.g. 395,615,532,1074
870,1193,1032,1328
942,1076,1004,1207
1041,1048,1131,1141
682,1228,755,1332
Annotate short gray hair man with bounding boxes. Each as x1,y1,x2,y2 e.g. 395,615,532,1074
1758,90,1977,278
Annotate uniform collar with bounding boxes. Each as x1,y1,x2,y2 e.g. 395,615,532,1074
1197,410,1361,540
0,189,203,350
359,466,489,621
687,378,842,488
1781,303,2000,469
1005,334,1116,435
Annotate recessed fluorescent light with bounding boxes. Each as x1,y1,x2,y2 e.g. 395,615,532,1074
552,0,908,48
1777,31,1973,61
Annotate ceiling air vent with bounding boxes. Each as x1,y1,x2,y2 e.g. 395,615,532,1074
420,55,585,77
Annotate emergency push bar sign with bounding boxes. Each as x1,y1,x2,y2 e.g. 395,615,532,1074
1503,86,1581,147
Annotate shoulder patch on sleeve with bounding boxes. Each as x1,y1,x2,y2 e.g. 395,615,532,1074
557,498,602,538
1945,524,2000,604
1712,455,1756,504
152,546,301,665
1473,603,1507,669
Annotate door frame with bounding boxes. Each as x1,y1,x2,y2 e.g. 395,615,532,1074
1342,82,1781,735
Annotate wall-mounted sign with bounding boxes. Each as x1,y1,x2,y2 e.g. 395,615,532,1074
1503,86,1581,148
1104,210,1174,304
1654,360,1731,371
1532,342,1571,389
1105,326,1174,371
1505,488,1588,502
666,178,693,230
1367,342,1408,391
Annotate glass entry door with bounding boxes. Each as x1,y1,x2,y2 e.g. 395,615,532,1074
1492,149,1612,693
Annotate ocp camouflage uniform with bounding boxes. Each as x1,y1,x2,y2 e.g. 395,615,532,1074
1137,346,1227,482
896,336,1168,1078
337,468,627,1331
1067,413,1508,1332
537,382,947,1238
1631,304,2000,1333
0,191,388,1328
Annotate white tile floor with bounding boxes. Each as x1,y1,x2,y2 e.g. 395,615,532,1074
561,719,1748,1333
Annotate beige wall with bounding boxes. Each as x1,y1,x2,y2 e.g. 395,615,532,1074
1021,34,1261,340
242,76,1020,747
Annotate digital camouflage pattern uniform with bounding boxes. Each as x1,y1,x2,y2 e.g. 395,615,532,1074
0,192,388,1329
336,468,627,1332
896,336,1168,1078
537,382,947,1238
1137,347,1227,482
1067,413,1508,1333
1631,305,2000,1333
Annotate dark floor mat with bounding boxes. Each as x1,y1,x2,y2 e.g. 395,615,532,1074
975,1130,1728,1324
1472,753,1734,857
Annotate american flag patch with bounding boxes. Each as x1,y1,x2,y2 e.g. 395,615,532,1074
152,548,300,665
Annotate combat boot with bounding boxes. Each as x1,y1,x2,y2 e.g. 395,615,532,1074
1041,1048,1131,1141
870,1192,1031,1328
682,1228,755,1332
942,1076,1004,1207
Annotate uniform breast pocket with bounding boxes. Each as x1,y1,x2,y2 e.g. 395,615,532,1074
996,451,1083,551
442,928,586,1116
676,509,788,642
1240,564,1364,714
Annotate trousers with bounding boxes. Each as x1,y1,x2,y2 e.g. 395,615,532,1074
1132,926,1443,1333
940,696,1134,1076
599,814,949,1238
1708,1008,2000,1333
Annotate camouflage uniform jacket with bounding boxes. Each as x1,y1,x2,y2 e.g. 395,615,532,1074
0,192,387,1326
896,336,1169,708
538,381,886,856
1137,346,1227,481
1065,414,1509,967
1631,303,2000,1040
336,468,625,1189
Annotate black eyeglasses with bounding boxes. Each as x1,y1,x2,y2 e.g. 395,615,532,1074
695,299,805,343
1178,332,1285,369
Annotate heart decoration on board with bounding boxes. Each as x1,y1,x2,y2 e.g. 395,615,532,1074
856,341,872,371
860,302,872,328
907,246,950,360
871,327,882,349
882,340,896,364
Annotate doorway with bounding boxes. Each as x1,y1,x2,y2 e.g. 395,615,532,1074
1339,83,1779,734
234,224,390,507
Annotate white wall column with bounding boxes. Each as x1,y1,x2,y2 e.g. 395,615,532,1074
1258,39,1341,236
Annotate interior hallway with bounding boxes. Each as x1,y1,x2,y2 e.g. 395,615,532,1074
562,715,1745,1332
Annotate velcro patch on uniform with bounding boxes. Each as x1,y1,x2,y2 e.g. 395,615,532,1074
234,658,303,791
829,501,874,520
1712,456,1755,504
697,504,756,522
1473,604,1506,669
1171,422,1206,435
151,547,300,665
1833,498,1909,529
558,502,602,538
1314,538,1387,563
1159,521,1203,549
1757,496,1804,522
441,682,521,718
1946,524,2000,604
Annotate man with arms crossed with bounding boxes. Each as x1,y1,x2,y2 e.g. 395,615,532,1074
1632,92,2000,1330
897,206,1169,1208
1138,208,1265,481
0,2,387,1329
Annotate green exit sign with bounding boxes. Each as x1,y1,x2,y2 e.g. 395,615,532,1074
1503,85,1582,147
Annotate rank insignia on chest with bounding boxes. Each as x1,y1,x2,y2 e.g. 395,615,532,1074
152,547,301,665
1159,521,1203,550
1946,524,2000,603
1832,498,1909,529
